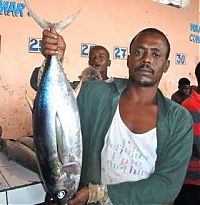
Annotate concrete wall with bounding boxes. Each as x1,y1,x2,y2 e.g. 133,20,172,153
0,0,199,138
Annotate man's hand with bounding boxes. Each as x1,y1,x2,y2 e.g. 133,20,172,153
68,187,89,205
41,24,66,61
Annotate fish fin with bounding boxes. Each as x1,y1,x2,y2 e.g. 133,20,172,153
25,0,51,30
74,80,83,98
63,162,80,175
25,91,34,111
55,9,81,33
55,112,65,165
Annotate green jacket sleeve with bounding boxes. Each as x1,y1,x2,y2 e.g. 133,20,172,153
108,107,193,205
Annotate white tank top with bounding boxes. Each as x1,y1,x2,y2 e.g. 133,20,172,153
101,104,157,185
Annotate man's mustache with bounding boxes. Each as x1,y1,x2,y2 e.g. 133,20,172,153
134,64,155,74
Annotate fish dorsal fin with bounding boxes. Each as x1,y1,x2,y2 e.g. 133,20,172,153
25,0,81,33
55,112,65,165
25,91,34,111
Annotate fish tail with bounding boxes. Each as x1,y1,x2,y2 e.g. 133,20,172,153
55,9,81,33
25,0,51,30
24,0,80,33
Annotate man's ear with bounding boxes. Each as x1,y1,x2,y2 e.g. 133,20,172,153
108,59,111,67
163,60,170,73
127,55,130,68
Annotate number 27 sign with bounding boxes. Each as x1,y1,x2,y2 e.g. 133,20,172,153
114,46,128,60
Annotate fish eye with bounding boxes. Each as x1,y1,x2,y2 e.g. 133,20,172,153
57,190,66,199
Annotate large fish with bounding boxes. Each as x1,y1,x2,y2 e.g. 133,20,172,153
25,1,82,204
0,126,39,174
0,137,40,175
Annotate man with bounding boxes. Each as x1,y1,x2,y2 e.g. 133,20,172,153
171,77,191,104
73,46,112,96
88,45,111,82
174,63,200,205
40,27,193,205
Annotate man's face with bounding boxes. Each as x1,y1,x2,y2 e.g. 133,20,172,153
127,32,170,87
179,85,191,97
88,48,111,74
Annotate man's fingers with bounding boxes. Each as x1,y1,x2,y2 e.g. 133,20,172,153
42,49,59,56
50,24,57,34
41,25,64,59
43,30,57,39
42,37,58,46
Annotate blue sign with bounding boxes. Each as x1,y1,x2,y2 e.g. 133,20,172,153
81,43,95,57
189,23,200,44
176,53,186,65
190,23,200,33
0,0,27,17
113,46,128,60
29,38,42,53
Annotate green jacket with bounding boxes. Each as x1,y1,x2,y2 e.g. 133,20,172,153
77,78,193,205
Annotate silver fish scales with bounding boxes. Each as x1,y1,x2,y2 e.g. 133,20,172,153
25,1,82,204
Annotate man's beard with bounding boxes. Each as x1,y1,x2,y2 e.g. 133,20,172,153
130,64,158,87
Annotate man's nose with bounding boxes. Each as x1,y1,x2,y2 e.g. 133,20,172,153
94,57,100,64
142,51,151,64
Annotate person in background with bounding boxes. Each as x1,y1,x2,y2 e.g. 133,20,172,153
88,45,112,83
171,77,191,104
40,26,193,205
72,45,112,96
174,62,200,205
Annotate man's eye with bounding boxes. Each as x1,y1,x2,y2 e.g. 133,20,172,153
153,53,161,58
135,51,142,55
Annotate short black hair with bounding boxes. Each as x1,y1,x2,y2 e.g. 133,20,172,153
178,78,190,86
195,62,200,83
129,28,171,59
89,45,110,59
